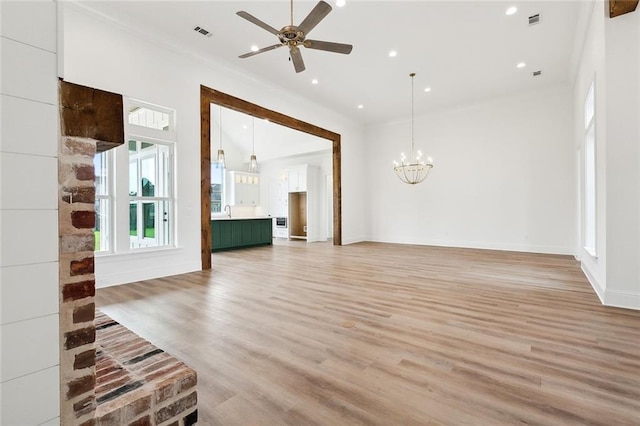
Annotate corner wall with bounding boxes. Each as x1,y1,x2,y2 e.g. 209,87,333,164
365,85,576,255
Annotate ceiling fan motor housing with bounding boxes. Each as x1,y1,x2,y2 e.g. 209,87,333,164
279,26,305,45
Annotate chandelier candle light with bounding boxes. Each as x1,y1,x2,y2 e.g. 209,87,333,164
393,72,434,184
248,117,258,173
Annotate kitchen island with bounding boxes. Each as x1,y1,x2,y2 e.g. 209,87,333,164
211,217,273,252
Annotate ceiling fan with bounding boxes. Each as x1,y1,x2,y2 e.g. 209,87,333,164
236,0,353,73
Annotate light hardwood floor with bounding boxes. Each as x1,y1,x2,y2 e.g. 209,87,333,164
96,241,640,425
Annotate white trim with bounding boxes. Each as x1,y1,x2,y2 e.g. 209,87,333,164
604,289,640,311
367,237,574,255
581,262,605,304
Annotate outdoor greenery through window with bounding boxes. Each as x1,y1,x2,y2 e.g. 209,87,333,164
128,140,173,249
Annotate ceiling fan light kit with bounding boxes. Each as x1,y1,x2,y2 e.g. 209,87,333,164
393,73,434,185
237,0,353,73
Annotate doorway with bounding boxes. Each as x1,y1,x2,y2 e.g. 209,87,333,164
200,85,342,269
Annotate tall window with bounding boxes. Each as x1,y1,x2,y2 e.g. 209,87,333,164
94,151,111,252
126,100,176,250
584,81,596,256
211,162,224,213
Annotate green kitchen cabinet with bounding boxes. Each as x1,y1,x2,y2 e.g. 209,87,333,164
211,218,273,252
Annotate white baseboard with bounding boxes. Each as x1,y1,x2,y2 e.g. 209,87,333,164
366,236,573,255
96,261,201,288
604,289,640,310
581,262,605,304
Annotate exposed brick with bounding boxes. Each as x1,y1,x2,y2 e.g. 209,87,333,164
95,375,130,396
63,280,95,301
155,381,174,404
124,395,152,422
96,368,127,386
61,234,95,253
73,395,96,418
65,327,96,350
62,186,95,204
176,371,197,395
96,408,121,426
71,256,95,276
72,210,96,229
145,363,184,382
184,410,198,426
74,303,96,324
67,374,95,399
167,422,178,426
74,349,96,370
128,415,151,426
74,163,95,181
79,419,96,426
155,391,197,424
62,138,96,156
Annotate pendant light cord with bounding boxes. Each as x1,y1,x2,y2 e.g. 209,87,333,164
410,72,415,158
291,0,294,26
219,107,223,150
252,117,255,155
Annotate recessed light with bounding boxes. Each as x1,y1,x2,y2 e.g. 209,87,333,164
388,50,397,58
506,6,517,16
424,87,432,93
251,45,259,52
357,104,364,109
311,78,319,85
517,62,526,69
336,0,346,7
243,125,247,129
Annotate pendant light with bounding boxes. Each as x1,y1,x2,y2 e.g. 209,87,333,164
217,107,226,167
248,117,258,173
393,73,434,184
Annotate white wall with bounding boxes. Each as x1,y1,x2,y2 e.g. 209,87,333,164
573,0,608,295
0,1,60,424
602,7,640,309
573,1,640,310
366,85,576,254
62,4,367,287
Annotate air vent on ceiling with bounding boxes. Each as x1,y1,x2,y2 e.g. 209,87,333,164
533,70,543,77
193,26,213,38
528,14,540,26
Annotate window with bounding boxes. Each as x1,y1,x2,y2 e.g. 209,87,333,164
584,81,596,256
211,162,224,213
94,150,111,252
94,99,176,253
128,140,173,249
126,99,175,250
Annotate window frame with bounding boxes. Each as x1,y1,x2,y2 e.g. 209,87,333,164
583,79,597,258
94,149,113,254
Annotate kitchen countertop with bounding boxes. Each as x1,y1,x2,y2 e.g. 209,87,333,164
211,216,272,221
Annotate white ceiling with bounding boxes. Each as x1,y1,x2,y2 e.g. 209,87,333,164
75,0,582,125
77,0,582,161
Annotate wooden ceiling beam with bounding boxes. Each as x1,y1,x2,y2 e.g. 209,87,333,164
609,0,639,18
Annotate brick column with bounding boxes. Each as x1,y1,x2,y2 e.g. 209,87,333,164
59,80,124,425
59,136,98,425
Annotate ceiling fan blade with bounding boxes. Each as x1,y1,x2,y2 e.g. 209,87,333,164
304,39,353,55
298,1,332,35
239,44,283,59
236,11,279,35
289,46,306,73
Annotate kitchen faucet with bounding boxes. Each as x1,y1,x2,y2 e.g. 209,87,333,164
224,204,231,218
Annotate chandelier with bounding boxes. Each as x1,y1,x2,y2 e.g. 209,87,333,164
393,73,433,184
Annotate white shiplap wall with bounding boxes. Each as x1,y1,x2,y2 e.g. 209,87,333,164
0,1,60,424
